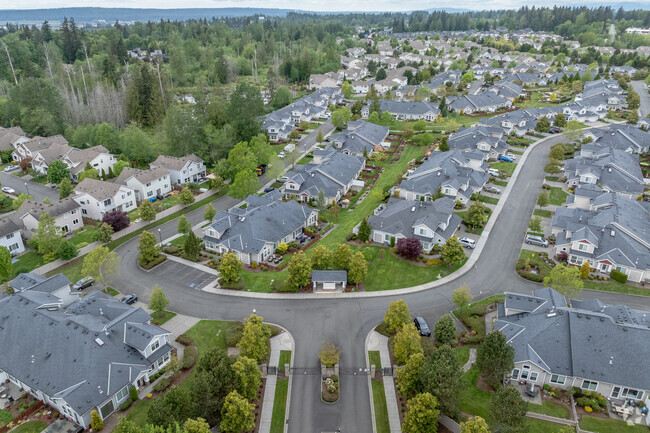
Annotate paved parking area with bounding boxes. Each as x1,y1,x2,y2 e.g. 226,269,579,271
152,260,218,290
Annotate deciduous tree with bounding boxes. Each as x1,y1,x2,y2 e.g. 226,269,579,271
453,283,473,311
384,299,411,334
393,322,423,365
232,355,262,400
229,170,258,199
460,416,490,433
34,212,61,257
82,246,121,287
287,251,311,290
528,216,542,233
179,188,195,205
138,231,160,265
47,160,70,184
58,177,74,199
57,240,78,260
348,251,368,284
218,252,242,283
397,237,422,259
139,200,156,222
534,115,550,132
489,387,528,433
466,201,488,229
0,247,12,282
102,209,130,231
553,112,567,127
543,264,584,299
12,193,33,211
441,235,466,267
237,314,272,363
536,190,550,208
397,352,423,397
319,339,341,367
149,285,169,312
204,203,216,221
402,392,440,433
220,391,255,433
177,215,191,234
310,245,332,270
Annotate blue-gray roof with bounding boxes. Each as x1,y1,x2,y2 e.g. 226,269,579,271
311,270,347,283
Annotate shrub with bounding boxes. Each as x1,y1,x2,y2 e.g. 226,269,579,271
426,258,442,266
251,261,257,269
543,384,550,391
519,271,543,282
610,269,628,283
182,346,198,369
129,386,138,402
225,322,245,347
120,399,132,411
576,397,591,407
153,377,171,392
584,406,593,413
164,246,181,255
176,333,194,346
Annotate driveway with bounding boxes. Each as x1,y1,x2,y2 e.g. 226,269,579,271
0,172,59,202
630,81,650,119
107,125,650,433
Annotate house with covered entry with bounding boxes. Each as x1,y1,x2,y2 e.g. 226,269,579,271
0,286,172,428
202,194,318,265
150,154,206,185
366,197,461,251
11,135,68,162
589,124,650,154
496,287,650,406
115,167,171,202
13,197,84,236
362,100,440,121
448,125,508,160
72,178,137,220
62,146,117,182
328,120,390,157
551,194,650,283
0,218,25,256
446,92,511,114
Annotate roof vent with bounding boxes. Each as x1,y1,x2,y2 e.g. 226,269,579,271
411,206,416,212
610,230,615,237
94,338,105,346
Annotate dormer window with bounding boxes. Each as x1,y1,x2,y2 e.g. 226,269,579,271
151,339,160,352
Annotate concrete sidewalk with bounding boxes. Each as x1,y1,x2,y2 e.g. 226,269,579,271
160,313,201,358
366,331,401,433
259,331,294,433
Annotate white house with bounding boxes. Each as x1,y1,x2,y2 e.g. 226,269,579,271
115,167,171,202
150,154,206,185
73,178,137,220
0,218,24,256
62,146,117,182
13,198,84,236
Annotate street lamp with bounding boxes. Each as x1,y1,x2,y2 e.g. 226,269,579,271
24,182,29,197
157,228,163,247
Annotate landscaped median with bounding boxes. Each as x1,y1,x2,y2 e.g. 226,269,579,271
270,350,291,433
368,350,390,433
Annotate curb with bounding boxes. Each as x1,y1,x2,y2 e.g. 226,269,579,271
365,329,378,433
283,331,295,433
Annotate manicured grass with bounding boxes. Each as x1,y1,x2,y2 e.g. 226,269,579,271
534,209,552,218
526,418,569,433
10,421,48,433
545,176,560,181
151,310,177,325
455,346,471,366
170,235,187,248
458,366,491,419
490,161,517,175
69,226,98,247
493,180,508,187
278,350,291,372
184,320,233,353
528,400,570,419
579,415,650,433
45,257,84,282
102,287,120,296
473,194,499,205
372,381,390,433
519,249,553,280
549,187,568,205
0,410,13,425
297,156,313,165
8,251,44,281
509,149,524,155
369,350,381,369
270,379,289,433
125,398,155,426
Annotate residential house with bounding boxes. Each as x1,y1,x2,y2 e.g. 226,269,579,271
13,198,84,236
563,146,645,198
63,146,117,182
329,120,390,157
202,194,318,264
150,154,206,185
496,287,650,404
0,288,172,428
308,72,341,90
30,144,74,175
115,167,171,202
12,135,68,163
446,92,511,114
283,151,365,203
73,178,137,220
368,100,441,121
398,151,490,204
0,127,28,152
551,194,650,282
0,218,24,256
8,272,78,306
366,197,461,251
488,80,525,102
448,126,508,159
589,124,650,154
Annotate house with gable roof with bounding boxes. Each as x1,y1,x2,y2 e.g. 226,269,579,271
73,178,137,220
115,167,171,202
329,120,390,157
590,124,650,154
150,154,206,185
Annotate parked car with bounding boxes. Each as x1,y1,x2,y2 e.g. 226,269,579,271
459,237,476,249
506,153,516,160
1,187,15,194
413,317,432,337
498,155,514,163
263,187,275,193
487,168,501,177
483,186,501,194
278,151,286,159
548,127,561,134
72,276,94,291
525,234,549,247
277,176,289,182
121,294,138,305
3,165,19,172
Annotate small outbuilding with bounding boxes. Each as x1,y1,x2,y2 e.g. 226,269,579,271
311,270,347,292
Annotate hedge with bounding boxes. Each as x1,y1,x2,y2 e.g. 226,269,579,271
610,269,628,284
153,377,171,393
120,399,132,411
519,271,544,282
225,322,244,347
182,346,198,370
175,333,194,346
129,386,138,402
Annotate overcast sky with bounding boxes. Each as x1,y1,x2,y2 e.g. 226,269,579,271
1,0,645,11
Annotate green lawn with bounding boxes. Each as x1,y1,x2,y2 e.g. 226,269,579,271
549,187,569,206
297,156,313,165
519,249,553,280
170,235,187,248
579,415,650,433
278,350,291,372
150,310,177,325
528,400,570,419
46,257,84,283
490,161,517,176
545,176,560,182
369,350,381,369
372,381,390,433
526,418,570,433
473,194,499,205
8,252,44,281
270,379,289,433
509,149,524,155
458,366,491,419
0,410,13,426
533,209,552,218
69,226,98,247
455,346,471,366
10,421,48,433
493,180,508,187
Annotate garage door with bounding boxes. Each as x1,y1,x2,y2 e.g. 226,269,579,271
323,282,335,291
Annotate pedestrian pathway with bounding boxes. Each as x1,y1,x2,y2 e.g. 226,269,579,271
259,331,294,433
366,331,401,433
462,348,477,373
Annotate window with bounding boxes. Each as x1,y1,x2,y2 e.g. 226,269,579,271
581,380,598,391
529,371,538,382
73,219,79,225
520,365,530,379
115,386,129,402
6,233,14,240
550,374,566,385
614,266,627,275
511,369,520,380
8,243,19,252
611,386,621,399
150,339,160,352
127,191,132,196
622,388,643,400
61,225,69,233
71,210,76,214
418,228,427,235
146,182,151,187
64,212,70,218
164,184,168,189
147,191,153,197
103,199,111,206
82,209,88,215
578,243,588,251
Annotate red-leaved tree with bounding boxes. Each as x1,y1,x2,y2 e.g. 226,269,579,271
102,209,130,232
397,237,423,259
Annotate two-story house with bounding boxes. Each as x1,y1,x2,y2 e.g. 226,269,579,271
12,135,69,163
13,197,84,236
73,178,137,220
366,197,461,251
115,167,171,202
150,154,206,185
328,120,390,157
62,146,117,181
202,194,318,264
0,218,25,256
0,287,172,429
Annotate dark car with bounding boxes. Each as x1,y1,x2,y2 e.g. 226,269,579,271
413,316,432,337
264,187,275,193
72,276,94,291
548,127,561,134
121,294,138,305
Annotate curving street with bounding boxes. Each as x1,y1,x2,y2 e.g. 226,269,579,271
112,127,650,433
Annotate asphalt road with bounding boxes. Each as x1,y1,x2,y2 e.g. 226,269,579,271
631,81,650,119
0,171,60,202
109,125,650,433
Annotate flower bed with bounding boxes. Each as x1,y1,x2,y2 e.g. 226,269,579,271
322,375,339,403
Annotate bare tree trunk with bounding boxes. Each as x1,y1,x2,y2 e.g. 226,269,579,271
82,42,93,75
0,40,18,85
155,62,167,110
80,66,89,103
43,43,54,80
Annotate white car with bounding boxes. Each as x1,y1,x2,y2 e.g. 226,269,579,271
276,176,289,183
1,187,15,194
278,151,285,159
3,165,19,172
506,153,516,160
487,168,500,177
459,237,476,249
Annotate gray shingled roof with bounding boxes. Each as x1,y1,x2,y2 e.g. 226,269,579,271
14,197,81,222
115,166,169,186
311,270,347,283
0,218,22,238
75,178,124,201
151,154,202,171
